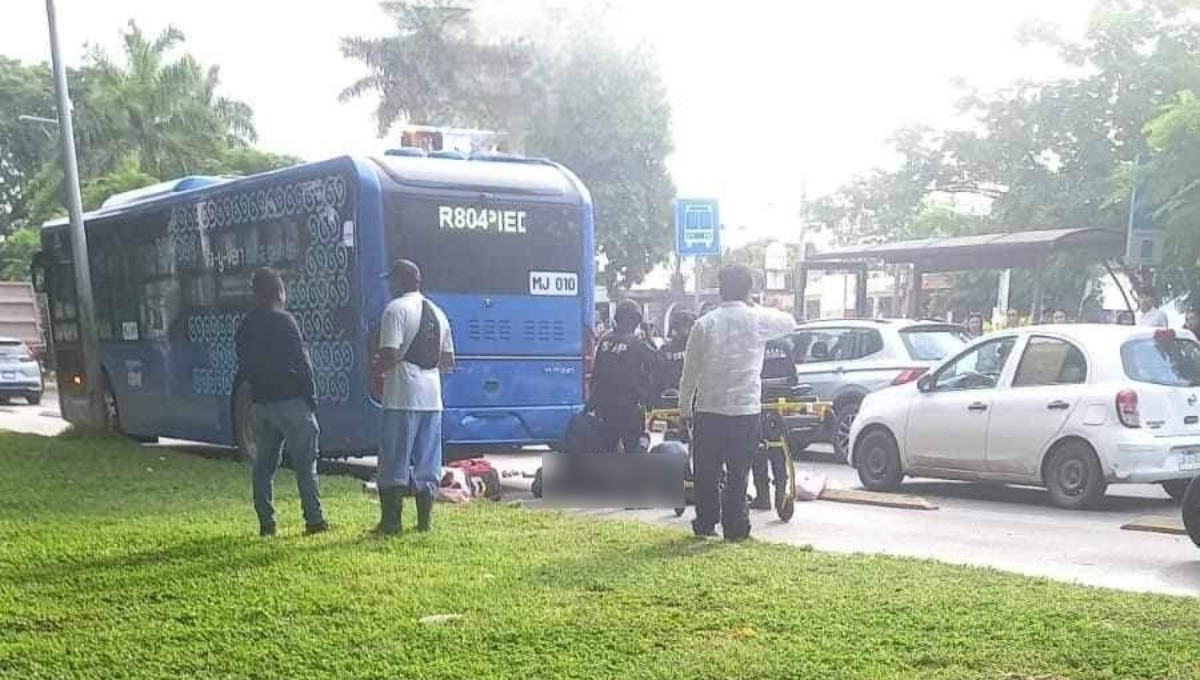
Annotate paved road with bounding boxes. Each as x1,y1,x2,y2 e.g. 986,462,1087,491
3,399,1197,596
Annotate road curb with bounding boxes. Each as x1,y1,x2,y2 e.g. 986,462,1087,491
1120,516,1187,536
818,487,938,511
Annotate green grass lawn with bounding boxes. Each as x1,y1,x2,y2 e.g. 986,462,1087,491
1,434,1199,679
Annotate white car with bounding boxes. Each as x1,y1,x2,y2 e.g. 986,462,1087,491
848,324,1200,509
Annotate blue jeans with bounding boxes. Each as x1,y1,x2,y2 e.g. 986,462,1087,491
252,398,325,529
379,410,443,496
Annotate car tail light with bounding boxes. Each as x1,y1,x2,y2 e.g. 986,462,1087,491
892,368,927,386
1116,388,1140,428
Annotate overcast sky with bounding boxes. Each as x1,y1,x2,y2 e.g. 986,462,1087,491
3,0,1095,244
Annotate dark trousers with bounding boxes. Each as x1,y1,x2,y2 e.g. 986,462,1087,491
596,399,645,453
752,446,787,500
692,412,760,539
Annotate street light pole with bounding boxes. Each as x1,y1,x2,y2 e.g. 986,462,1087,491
45,0,105,426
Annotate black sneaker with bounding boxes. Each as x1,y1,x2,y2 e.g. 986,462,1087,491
304,521,331,536
259,524,276,538
691,520,718,538
749,496,772,511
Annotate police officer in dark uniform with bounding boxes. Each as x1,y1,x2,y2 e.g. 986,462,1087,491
750,333,798,510
589,300,659,453
654,309,696,404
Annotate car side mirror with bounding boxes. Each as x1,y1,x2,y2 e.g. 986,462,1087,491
916,374,935,393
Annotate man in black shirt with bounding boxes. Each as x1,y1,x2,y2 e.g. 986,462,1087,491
589,300,658,452
654,309,696,405
234,267,327,537
750,334,798,510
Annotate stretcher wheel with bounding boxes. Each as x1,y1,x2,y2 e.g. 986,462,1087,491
674,507,685,517
777,497,795,522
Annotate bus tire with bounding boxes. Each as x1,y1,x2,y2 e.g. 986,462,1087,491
234,383,257,463
102,377,157,444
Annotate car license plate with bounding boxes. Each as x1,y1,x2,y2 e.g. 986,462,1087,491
1,372,16,382
1180,449,1200,471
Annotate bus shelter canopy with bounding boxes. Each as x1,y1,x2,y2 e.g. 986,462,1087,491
807,227,1125,272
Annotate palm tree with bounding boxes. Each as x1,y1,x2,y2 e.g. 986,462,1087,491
80,21,257,179
339,1,535,137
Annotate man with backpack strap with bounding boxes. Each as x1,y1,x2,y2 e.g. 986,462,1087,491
374,259,455,534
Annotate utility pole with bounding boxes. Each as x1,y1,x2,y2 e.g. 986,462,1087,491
45,0,105,427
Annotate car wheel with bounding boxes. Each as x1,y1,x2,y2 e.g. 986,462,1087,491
833,402,860,460
855,429,903,492
26,393,41,406
1162,479,1190,502
234,382,257,463
1182,478,1200,549
1043,441,1107,510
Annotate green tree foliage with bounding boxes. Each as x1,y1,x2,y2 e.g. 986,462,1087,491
339,1,537,138
80,21,257,180
0,21,298,271
525,38,675,290
341,2,676,290
807,0,1200,316
1143,89,1200,302
0,58,58,234
0,227,41,281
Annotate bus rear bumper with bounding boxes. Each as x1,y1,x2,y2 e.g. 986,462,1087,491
442,405,581,447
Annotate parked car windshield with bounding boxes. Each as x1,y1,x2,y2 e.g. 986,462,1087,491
0,342,29,359
900,326,969,361
1121,337,1200,387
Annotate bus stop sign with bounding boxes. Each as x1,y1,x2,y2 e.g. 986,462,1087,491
675,198,720,257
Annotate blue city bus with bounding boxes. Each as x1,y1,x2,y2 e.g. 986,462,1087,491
34,154,595,458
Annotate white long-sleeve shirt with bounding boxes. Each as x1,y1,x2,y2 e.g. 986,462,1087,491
679,302,797,418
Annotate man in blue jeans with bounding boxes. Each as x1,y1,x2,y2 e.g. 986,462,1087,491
234,267,328,537
373,259,455,535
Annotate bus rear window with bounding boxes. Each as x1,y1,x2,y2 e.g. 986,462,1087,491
383,194,581,295
1121,337,1200,387
901,326,969,361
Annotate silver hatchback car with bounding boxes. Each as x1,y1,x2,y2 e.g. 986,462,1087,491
786,318,970,457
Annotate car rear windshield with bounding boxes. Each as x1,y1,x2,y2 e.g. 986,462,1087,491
900,326,969,361
1121,337,1200,387
0,342,28,358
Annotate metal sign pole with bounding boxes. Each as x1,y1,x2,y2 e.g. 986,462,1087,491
46,0,106,426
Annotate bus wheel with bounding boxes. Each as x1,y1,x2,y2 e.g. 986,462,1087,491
234,384,257,463
103,379,157,444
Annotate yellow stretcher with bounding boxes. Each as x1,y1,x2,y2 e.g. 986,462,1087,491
646,384,831,522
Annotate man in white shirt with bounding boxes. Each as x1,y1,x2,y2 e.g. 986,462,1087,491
679,264,797,541
1136,288,1169,328
374,259,455,535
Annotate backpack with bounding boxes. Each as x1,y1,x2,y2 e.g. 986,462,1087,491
447,458,503,501
560,411,606,455
403,300,441,370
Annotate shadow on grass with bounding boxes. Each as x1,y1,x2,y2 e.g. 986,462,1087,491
524,531,726,594
6,530,378,590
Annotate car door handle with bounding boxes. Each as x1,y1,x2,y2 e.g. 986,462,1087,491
1047,400,1070,411
967,402,988,412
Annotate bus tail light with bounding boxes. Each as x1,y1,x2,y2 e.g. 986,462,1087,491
1116,389,1140,428
583,332,595,403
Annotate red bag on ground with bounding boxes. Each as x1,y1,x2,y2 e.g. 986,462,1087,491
447,459,503,501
